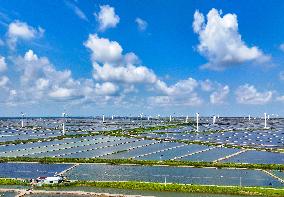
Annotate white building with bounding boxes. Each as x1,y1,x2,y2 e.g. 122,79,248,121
36,176,64,185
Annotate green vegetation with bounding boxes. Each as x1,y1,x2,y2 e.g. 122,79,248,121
100,122,193,136
0,157,283,170
38,181,284,197
0,178,29,186
0,178,283,196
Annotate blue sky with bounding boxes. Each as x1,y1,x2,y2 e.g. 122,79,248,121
0,0,284,117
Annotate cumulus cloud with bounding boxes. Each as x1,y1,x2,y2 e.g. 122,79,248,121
7,20,44,49
92,63,157,84
5,49,123,106
48,87,79,100
155,78,198,96
135,17,148,31
11,50,79,101
193,8,270,70
94,82,118,95
0,56,7,72
96,5,120,31
150,78,204,107
84,34,122,63
210,85,230,104
84,34,210,107
85,34,158,84
235,84,272,104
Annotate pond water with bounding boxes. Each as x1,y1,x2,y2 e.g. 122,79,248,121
66,164,283,187
0,163,72,179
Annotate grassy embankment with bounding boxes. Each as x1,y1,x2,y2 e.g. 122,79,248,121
0,178,283,197
1,157,283,171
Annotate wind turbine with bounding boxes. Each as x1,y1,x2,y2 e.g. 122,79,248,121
264,113,267,129
62,112,67,135
21,112,25,128
102,114,105,123
169,115,172,122
196,113,199,132
213,115,216,125
185,115,189,123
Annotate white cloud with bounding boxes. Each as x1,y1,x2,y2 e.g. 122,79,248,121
210,85,230,104
49,87,76,99
7,20,44,49
84,34,122,63
149,93,202,107
85,34,158,84
155,78,198,96
150,78,203,107
96,5,120,31
0,76,9,88
193,8,270,70
135,18,148,31
200,79,214,92
24,49,38,61
84,34,208,107
5,49,126,106
235,84,272,104
0,56,7,72
65,1,88,21
92,63,157,84
276,95,284,102
11,50,80,101
94,82,118,95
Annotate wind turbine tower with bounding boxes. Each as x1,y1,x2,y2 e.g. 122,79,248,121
264,113,267,129
185,115,189,123
102,114,105,123
169,115,172,122
21,112,25,128
196,113,199,132
62,112,66,135
213,115,216,125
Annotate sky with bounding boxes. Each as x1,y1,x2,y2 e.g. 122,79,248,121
0,0,284,117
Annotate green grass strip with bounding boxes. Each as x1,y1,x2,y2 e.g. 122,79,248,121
0,157,283,170
37,181,284,197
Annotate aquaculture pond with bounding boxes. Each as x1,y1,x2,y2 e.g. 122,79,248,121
66,164,284,187
0,163,72,179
